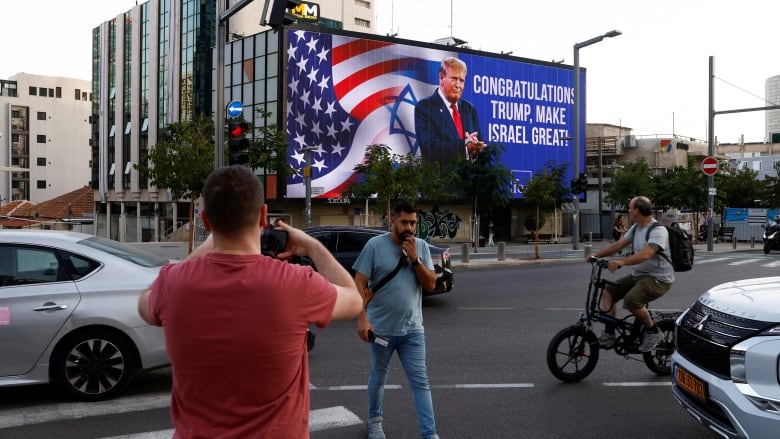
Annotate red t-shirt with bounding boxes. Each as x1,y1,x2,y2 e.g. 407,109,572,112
148,253,337,439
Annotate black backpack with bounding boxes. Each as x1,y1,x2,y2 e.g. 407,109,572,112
646,222,694,272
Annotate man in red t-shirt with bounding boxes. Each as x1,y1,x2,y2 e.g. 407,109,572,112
138,165,362,438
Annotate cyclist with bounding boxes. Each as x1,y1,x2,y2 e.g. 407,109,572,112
590,196,674,352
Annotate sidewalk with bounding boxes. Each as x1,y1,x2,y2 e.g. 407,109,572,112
445,238,759,269
132,238,760,270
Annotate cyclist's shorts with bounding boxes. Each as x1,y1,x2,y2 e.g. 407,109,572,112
607,275,671,310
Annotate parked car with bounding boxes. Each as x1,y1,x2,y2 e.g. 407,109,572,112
0,230,169,401
303,225,454,296
671,277,780,438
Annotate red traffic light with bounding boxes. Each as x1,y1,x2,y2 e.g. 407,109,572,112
228,121,249,138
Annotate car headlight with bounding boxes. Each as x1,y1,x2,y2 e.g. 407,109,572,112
730,348,747,384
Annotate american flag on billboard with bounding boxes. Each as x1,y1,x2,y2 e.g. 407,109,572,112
285,29,454,198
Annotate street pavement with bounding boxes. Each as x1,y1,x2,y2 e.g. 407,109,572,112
132,237,756,269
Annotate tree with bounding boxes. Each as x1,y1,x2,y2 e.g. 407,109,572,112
450,144,515,251
246,110,296,177
346,144,449,221
520,162,569,259
652,157,708,213
136,115,214,253
604,157,655,212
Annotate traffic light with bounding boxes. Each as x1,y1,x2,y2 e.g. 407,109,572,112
577,173,588,193
227,121,250,165
570,177,579,194
268,0,301,28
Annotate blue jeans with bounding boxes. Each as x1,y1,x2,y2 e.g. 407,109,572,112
368,332,437,438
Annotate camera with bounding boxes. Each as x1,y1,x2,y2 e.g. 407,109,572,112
261,228,288,257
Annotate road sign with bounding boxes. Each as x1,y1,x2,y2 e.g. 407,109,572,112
701,156,719,176
226,100,242,118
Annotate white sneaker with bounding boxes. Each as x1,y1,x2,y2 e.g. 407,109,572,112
598,332,616,349
367,416,386,439
638,330,661,352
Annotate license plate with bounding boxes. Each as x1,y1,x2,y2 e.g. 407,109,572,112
675,364,707,401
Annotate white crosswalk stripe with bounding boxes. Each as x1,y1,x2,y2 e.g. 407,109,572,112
728,258,765,266
97,406,362,438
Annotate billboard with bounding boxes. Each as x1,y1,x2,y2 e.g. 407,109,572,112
285,28,583,199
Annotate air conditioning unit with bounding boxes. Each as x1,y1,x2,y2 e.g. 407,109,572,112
624,135,637,147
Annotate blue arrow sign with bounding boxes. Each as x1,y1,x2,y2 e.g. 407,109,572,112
226,100,243,118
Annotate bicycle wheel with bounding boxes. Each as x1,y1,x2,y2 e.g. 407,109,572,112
642,318,676,375
546,325,600,382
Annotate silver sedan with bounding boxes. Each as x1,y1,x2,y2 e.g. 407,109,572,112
0,230,169,401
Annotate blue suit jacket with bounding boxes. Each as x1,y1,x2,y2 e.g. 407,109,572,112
414,89,482,170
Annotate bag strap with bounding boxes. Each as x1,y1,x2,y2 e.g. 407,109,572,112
370,254,405,294
645,222,672,265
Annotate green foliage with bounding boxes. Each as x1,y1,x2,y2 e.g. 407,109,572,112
135,115,215,253
715,163,765,209
244,110,295,176
603,157,655,210
521,161,569,211
520,161,568,258
138,115,215,202
451,143,515,208
524,214,545,232
346,144,450,218
652,156,708,212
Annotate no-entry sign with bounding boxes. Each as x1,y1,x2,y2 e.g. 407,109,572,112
701,157,719,176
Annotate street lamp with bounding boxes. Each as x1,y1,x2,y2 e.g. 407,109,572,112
572,29,621,250
302,145,318,228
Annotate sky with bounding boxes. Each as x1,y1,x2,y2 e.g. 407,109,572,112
2,0,778,144
373,0,780,144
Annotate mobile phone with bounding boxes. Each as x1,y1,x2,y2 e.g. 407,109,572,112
261,228,288,257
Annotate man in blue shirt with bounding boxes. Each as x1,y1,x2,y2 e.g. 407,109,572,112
353,201,439,439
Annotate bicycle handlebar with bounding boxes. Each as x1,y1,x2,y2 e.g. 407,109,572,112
588,255,611,269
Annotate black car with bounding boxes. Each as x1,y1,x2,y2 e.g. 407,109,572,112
304,225,454,296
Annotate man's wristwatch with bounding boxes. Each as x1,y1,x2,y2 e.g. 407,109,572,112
411,256,422,267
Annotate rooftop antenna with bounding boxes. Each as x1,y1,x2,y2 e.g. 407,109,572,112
450,0,454,38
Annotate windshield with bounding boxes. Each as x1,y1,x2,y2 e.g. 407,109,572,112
78,236,168,268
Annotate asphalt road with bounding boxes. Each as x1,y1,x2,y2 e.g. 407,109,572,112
8,249,775,437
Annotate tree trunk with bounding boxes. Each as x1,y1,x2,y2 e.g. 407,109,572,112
188,198,195,254
534,203,540,259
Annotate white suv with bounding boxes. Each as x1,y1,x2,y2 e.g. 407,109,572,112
671,277,780,438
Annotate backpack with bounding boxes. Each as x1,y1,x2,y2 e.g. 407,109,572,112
646,222,694,272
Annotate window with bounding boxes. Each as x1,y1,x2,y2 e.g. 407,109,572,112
75,89,81,100
37,111,46,120
0,245,70,286
38,87,46,96
36,135,46,143
56,87,61,98
354,18,370,28
37,180,47,189
29,86,37,96
37,158,46,166
355,0,370,7
48,88,54,97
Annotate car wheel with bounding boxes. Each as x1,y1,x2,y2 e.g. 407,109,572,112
51,329,137,401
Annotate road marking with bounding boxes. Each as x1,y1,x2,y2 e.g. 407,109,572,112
0,392,171,429
603,382,672,387
322,384,402,391
546,307,681,313
763,261,780,267
443,383,534,389
459,307,515,310
97,406,362,438
694,257,733,264
728,258,764,266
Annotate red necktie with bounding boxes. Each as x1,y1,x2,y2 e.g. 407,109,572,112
451,103,464,139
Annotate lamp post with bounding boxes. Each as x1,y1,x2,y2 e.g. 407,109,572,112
302,145,317,228
572,29,621,250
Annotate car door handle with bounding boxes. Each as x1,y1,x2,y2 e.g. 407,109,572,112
33,304,69,311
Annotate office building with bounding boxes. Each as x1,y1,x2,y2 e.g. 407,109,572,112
90,0,375,242
0,73,92,204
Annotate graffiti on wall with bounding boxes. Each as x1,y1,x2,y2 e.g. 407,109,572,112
416,207,462,240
